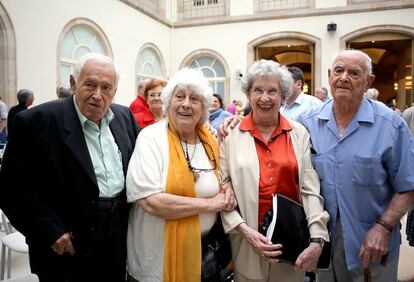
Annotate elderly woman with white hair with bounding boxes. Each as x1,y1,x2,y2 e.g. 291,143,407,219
126,68,237,282
220,60,329,281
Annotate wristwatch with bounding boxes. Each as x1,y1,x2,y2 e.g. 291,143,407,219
310,237,325,248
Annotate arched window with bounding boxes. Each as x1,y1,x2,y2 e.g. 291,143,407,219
135,44,165,86
189,56,226,98
58,20,112,86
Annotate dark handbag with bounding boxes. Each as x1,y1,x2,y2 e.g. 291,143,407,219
201,217,233,282
259,194,331,268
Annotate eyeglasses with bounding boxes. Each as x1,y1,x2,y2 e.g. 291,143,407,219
250,87,280,96
148,92,162,98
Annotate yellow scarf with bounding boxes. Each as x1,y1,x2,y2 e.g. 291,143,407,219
163,120,219,282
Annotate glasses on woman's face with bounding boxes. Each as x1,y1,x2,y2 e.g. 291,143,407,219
148,92,162,99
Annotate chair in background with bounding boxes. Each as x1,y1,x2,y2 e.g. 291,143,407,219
2,274,38,282
0,213,28,280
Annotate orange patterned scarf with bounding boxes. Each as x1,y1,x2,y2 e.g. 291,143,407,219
163,120,219,282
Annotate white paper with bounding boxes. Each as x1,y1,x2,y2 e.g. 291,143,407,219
266,194,278,241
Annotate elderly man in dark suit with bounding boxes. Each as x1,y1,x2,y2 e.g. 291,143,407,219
0,53,140,282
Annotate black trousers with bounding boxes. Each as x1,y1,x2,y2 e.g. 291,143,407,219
29,196,128,282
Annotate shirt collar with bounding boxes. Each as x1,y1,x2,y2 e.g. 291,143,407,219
316,97,375,123
240,112,292,132
285,92,304,108
73,95,114,129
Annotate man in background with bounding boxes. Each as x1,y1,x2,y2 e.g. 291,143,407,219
56,85,73,99
7,89,34,138
129,79,148,115
315,86,330,103
281,67,322,121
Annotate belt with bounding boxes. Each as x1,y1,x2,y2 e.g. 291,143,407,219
96,195,123,212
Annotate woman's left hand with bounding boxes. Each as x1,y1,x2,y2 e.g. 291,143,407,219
220,182,237,211
294,243,322,272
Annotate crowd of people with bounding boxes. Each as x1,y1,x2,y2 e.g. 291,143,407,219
0,49,414,282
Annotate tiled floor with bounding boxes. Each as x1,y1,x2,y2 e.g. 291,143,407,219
1,216,414,281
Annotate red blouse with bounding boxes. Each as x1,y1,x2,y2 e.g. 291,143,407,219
239,113,300,224
134,108,156,128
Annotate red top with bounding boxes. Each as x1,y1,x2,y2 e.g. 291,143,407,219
130,96,148,115
239,113,300,224
134,108,156,128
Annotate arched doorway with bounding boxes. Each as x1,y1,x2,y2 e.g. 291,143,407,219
248,32,321,95
0,2,16,106
342,26,414,110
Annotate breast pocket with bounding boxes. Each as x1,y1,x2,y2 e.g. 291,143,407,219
352,155,382,186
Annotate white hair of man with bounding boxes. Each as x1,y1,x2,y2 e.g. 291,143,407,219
161,68,213,124
241,59,293,99
364,88,379,100
73,53,120,86
332,49,373,76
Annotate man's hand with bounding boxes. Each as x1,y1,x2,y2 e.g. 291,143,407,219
295,243,323,272
359,223,391,268
219,116,242,139
51,232,75,256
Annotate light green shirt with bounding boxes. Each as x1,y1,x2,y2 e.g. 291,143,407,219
73,96,124,197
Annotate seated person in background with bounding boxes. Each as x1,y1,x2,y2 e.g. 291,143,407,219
209,93,232,133
134,78,167,128
220,59,329,282
126,68,236,282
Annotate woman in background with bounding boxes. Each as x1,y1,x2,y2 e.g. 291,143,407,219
209,93,232,133
134,78,167,128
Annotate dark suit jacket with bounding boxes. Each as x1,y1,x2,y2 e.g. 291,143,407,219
0,97,140,251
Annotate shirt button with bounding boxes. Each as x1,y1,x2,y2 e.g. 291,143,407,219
269,177,273,182
267,163,272,167
267,150,271,153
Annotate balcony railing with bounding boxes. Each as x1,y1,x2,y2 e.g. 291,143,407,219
351,0,396,3
258,0,310,12
182,0,227,19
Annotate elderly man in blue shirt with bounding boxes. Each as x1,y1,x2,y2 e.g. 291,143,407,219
300,49,414,281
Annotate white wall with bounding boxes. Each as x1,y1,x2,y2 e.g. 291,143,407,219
230,0,253,16
2,0,171,106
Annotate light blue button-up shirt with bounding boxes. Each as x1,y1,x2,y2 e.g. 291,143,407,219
281,92,323,121
300,98,414,270
73,97,124,197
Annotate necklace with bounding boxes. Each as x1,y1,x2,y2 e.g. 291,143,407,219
183,136,217,182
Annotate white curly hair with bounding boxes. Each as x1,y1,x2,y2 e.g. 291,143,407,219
162,68,213,124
